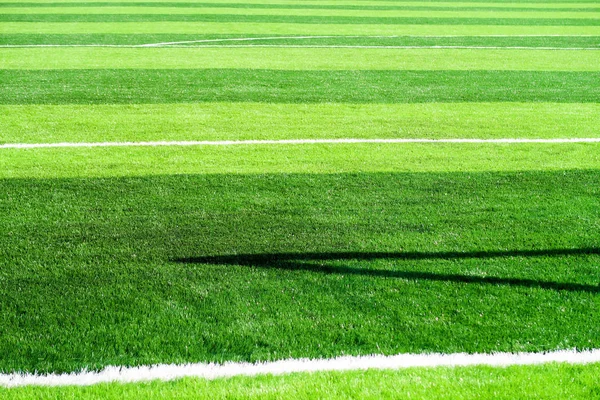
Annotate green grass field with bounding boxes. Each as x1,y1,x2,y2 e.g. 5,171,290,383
1,0,599,397
3,364,600,399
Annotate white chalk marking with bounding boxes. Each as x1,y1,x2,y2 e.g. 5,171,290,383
139,34,348,46
1,349,600,387
2,138,600,150
2,44,597,50
153,45,600,49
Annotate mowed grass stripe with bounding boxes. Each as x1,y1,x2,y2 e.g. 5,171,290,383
3,48,599,70
0,171,598,373
4,7,600,19
3,22,599,35
5,139,600,149
3,34,600,48
2,143,599,178
2,70,598,104
0,0,597,5
3,2,600,12
3,14,600,25
2,103,600,144
3,364,600,399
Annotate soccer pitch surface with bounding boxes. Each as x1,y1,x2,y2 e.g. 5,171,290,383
1,0,600,397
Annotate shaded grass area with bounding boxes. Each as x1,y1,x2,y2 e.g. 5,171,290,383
3,103,600,144
0,171,599,373
2,69,599,104
2,363,600,399
178,249,600,293
2,2,600,12
2,13,600,25
2,143,600,178
3,33,600,47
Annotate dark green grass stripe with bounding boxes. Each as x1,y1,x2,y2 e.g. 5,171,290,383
2,14,600,25
3,33,600,47
1,170,598,373
1,69,598,105
2,2,599,12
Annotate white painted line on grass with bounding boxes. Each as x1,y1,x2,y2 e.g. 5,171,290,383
0,35,348,48
3,44,599,50
136,34,600,48
2,44,598,50
1,349,600,387
139,34,348,46
155,45,600,49
2,138,600,150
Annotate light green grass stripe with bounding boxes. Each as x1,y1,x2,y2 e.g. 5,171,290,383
3,7,598,18
2,2,600,11
3,48,599,71
2,103,599,144
2,364,600,399
2,22,600,35
2,143,599,179
0,0,598,6
1,1,600,11
2,1,600,7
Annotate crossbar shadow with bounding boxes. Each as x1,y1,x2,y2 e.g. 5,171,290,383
174,248,600,293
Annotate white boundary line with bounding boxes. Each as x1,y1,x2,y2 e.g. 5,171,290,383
2,349,600,387
2,138,600,149
141,34,353,46
2,44,598,49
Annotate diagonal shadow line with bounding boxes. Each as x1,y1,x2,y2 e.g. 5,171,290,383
174,248,600,293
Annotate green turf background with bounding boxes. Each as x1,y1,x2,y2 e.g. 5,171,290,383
0,0,599,380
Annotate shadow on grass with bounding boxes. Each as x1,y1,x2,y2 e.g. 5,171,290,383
174,248,600,293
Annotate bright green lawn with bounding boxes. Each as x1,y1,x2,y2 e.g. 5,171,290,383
2,143,600,178
2,22,599,35
2,363,600,399
1,0,600,7
3,47,599,71
2,103,600,144
2,1,600,10
1,0,599,395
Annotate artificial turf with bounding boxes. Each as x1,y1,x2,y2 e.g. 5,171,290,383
3,103,600,144
3,144,600,179
4,48,599,71
2,2,600,11
2,363,600,399
1,0,599,394
2,14,600,25
2,33,600,47
3,8,596,20
2,69,599,104
1,170,599,373
4,22,598,36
